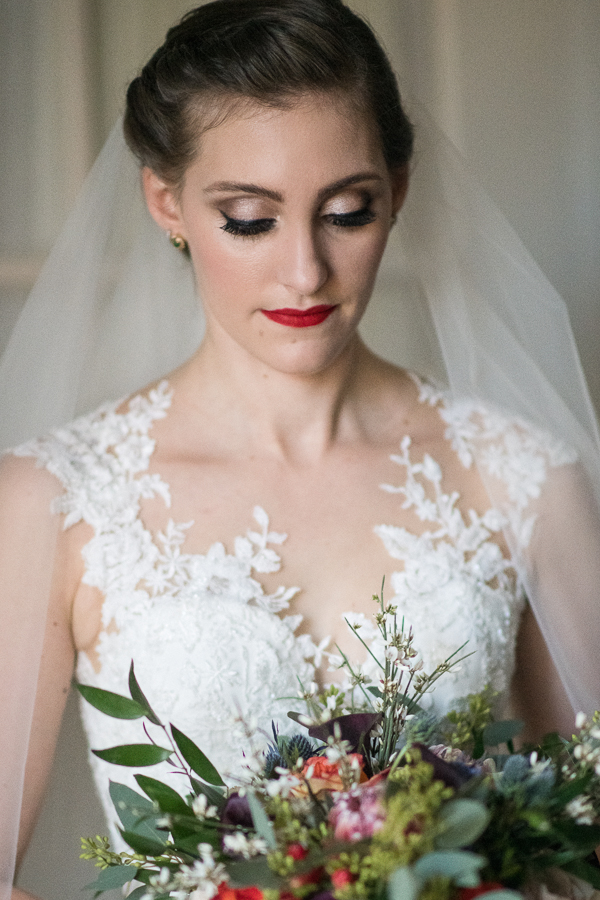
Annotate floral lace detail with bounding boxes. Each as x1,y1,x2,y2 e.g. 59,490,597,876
438,396,577,548
12,376,575,845
374,431,522,712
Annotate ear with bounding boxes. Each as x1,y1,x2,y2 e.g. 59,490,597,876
142,167,186,236
390,165,410,216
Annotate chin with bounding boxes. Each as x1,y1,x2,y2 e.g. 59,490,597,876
255,335,359,377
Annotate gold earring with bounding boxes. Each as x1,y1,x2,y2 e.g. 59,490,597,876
168,231,188,252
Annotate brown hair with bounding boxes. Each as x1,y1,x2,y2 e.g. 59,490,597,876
124,0,413,187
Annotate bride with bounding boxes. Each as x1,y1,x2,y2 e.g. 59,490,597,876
2,1,600,897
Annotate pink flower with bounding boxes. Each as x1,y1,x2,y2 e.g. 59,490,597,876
329,782,386,842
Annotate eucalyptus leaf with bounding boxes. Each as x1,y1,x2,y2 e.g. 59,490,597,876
247,791,276,849
483,720,524,747
135,774,189,815
414,850,484,886
77,683,147,720
109,782,164,842
129,661,162,725
387,866,419,900
435,799,491,849
480,892,524,899
84,864,138,891
94,743,172,767
171,724,224,785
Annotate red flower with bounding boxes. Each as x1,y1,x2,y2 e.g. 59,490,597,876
331,869,356,889
459,884,505,898
286,843,308,861
216,884,264,900
289,867,325,890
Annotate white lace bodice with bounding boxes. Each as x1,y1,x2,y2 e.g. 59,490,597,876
14,378,576,845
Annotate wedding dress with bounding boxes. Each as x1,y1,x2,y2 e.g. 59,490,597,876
12,374,576,850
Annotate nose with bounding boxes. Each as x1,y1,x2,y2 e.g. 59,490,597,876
277,222,329,297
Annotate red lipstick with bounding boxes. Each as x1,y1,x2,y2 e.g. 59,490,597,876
261,305,336,327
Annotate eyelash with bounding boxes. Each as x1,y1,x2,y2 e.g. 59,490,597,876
219,206,376,238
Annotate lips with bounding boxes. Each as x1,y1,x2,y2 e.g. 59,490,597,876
261,305,336,327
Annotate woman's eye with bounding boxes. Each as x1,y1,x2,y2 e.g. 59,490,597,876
325,206,377,228
220,212,275,237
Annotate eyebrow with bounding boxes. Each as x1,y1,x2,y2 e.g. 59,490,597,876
203,172,383,203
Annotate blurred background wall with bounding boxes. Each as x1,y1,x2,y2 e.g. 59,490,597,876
1,1,598,897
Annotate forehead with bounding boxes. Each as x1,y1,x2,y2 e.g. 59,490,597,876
182,93,387,191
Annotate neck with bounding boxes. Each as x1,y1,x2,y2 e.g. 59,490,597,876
175,329,379,464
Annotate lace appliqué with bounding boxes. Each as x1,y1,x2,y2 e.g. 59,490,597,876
13,376,575,845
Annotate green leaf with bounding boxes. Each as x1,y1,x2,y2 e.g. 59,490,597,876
413,850,484,887
171,724,224,786
94,744,172,767
367,686,384,700
135,774,189,815
123,887,149,900
77,683,147,720
387,866,419,900
395,692,423,714
435,799,491,850
128,661,162,726
247,791,276,849
483,720,524,747
109,782,164,842
554,773,593,806
551,820,600,852
120,829,168,856
562,859,600,889
172,829,220,854
227,858,282,889
190,778,227,809
479,893,524,899
84,864,138,892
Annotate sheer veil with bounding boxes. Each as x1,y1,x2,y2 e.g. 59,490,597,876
1,104,600,897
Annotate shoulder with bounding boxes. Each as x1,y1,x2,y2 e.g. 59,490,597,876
5,380,173,528
412,375,576,474
0,451,64,524
410,374,578,546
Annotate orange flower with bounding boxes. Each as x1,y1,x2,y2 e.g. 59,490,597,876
301,755,365,795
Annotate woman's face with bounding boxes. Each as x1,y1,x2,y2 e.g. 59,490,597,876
145,93,407,376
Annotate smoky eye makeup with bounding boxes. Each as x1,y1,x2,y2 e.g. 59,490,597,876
219,211,276,237
322,191,377,228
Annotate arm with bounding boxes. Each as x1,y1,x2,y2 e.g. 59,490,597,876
0,454,79,898
512,602,574,741
517,459,600,736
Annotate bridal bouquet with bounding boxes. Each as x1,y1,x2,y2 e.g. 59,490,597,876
79,592,600,900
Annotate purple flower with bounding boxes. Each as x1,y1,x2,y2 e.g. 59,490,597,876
221,792,253,829
308,713,381,755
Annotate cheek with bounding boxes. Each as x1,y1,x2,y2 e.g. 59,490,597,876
331,227,389,295
189,230,266,307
